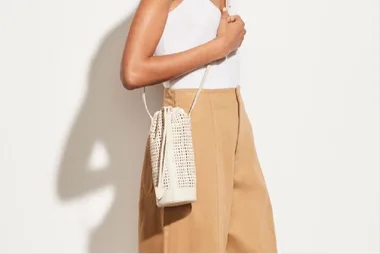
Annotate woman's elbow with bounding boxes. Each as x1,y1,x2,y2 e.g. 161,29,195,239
120,61,148,90
120,67,139,90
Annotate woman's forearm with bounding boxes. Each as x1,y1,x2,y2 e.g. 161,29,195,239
121,38,225,90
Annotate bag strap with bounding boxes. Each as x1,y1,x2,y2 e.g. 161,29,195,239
188,64,210,115
142,65,211,119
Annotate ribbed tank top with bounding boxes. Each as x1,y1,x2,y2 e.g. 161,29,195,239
154,0,240,89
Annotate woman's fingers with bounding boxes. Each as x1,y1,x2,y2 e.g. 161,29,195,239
227,15,240,23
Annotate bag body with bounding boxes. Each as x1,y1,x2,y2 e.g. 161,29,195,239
142,66,210,207
149,106,197,207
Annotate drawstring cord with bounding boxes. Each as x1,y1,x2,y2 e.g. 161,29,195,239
156,108,168,200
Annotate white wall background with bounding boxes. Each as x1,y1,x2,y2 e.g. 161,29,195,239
0,0,378,253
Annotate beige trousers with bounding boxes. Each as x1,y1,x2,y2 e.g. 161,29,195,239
138,87,277,253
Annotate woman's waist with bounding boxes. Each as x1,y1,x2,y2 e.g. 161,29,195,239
164,82,239,90
163,86,242,112
164,70,240,90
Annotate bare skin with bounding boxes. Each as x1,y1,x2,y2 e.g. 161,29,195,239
120,0,246,90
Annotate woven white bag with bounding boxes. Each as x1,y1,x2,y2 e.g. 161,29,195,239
142,66,210,207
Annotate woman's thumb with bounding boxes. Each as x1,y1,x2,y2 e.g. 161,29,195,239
221,7,229,19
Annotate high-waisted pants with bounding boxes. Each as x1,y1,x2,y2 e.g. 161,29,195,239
138,87,277,253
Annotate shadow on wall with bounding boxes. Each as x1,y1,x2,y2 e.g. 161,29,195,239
56,13,163,252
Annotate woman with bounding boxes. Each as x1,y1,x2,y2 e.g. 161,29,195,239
120,0,277,252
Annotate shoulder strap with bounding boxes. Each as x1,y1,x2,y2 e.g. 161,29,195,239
142,65,211,119
188,65,210,115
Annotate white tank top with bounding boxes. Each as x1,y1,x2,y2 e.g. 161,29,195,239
155,0,240,89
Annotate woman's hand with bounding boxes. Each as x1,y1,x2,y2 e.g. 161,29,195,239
216,8,246,56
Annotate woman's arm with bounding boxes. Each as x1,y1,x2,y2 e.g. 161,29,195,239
120,0,245,90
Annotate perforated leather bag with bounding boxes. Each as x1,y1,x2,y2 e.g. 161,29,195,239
142,66,210,207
